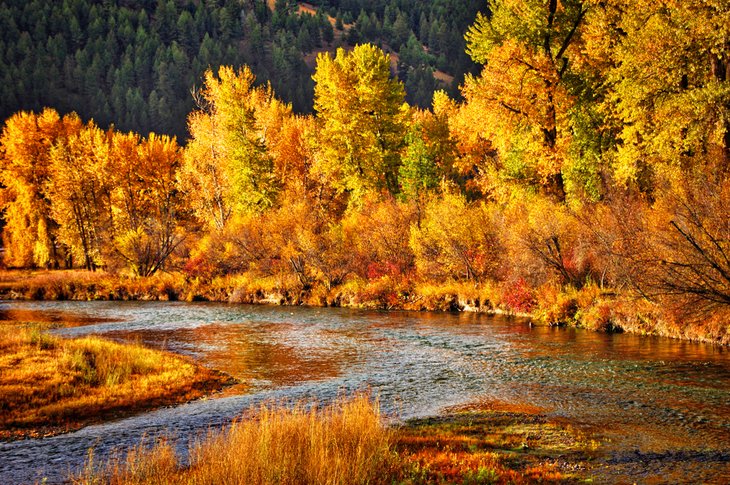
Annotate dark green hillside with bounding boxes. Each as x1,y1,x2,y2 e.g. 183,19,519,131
0,0,484,138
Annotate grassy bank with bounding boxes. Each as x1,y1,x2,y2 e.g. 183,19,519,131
1,269,728,346
0,321,231,439
72,396,597,484
393,400,599,484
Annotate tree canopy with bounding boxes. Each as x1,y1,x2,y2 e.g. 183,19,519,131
1,1,729,335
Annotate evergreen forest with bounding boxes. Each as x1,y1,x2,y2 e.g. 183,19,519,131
0,0,484,138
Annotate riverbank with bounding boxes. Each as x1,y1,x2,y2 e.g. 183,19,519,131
72,395,597,484
1,269,728,346
0,319,233,440
392,399,599,483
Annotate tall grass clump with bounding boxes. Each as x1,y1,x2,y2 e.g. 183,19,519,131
73,395,394,485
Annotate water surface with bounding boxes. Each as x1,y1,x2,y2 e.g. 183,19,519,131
0,300,728,483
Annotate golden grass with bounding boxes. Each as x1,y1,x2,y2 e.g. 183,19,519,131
71,396,596,484
0,323,228,439
411,280,502,312
73,395,394,485
0,269,185,301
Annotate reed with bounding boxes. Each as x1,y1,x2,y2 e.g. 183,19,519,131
73,395,394,485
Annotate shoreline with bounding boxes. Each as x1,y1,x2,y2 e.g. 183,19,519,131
0,269,727,346
0,320,236,441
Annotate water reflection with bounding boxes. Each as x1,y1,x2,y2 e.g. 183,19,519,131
103,323,357,393
0,300,729,484
0,307,120,326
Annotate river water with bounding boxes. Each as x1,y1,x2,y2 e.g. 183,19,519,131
0,300,729,484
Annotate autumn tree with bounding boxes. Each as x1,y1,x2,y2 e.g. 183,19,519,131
179,66,284,230
110,132,186,276
463,0,603,201
265,197,356,291
342,196,417,280
628,175,730,314
312,44,408,203
0,109,81,268
501,191,598,288
48,122,113,270
594,0,730,188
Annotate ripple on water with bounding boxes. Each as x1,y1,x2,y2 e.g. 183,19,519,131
1,300,729,484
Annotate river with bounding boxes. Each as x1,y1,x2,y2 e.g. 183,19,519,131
0,300,729,483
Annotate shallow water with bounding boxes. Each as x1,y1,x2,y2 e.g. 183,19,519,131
0,300,729,484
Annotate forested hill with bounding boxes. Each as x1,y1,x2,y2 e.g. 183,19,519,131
0,0,485,139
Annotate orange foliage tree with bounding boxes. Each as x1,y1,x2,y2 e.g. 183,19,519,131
342,196,417,281
0,109,82,268
110,133,186,276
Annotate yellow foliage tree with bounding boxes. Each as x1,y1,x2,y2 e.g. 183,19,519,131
312,44,408,204
180,66,285,230
596,0,730,188
47,122,112,270
464,0,602,201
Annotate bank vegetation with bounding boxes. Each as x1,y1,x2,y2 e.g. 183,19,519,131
1,1,728,344
0,321,229,439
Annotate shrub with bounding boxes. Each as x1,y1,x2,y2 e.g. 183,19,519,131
410,193,500,282
501,278,537,313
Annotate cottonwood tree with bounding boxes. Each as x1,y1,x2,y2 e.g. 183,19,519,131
463,0,603,201
110,132,186,276
48,122,113,270
180,66,283,231
0,109,81,268
595,0,730,188
312,44,408,204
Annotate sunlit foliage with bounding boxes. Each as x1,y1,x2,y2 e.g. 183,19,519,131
0,109,81,268
180,66,284,228
410,192,500,282
0,109,185,275
312,44,408,203
464,0,600,201
1,0,730,339
110,133,186,277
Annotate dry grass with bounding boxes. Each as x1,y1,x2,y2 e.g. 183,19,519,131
0,269,185,301
70,396,596,485
411,281,502,312
0,323,228,439
73,395,394,485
